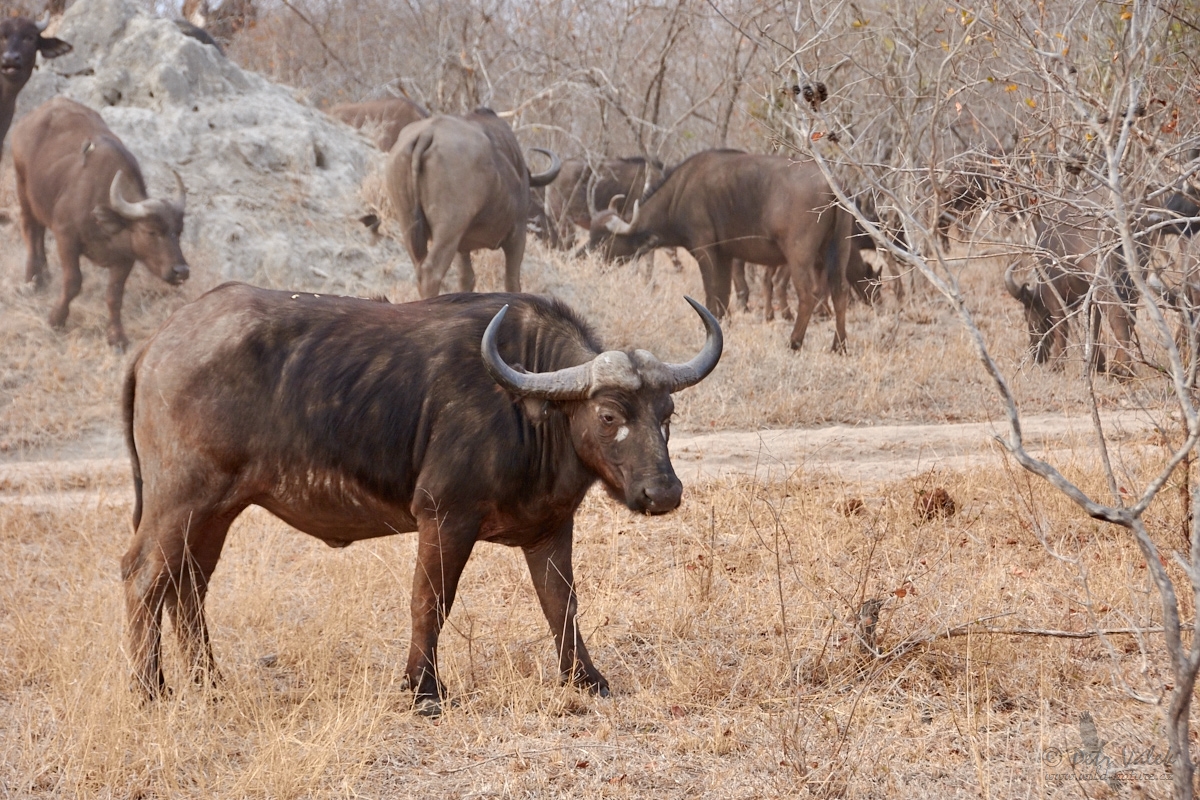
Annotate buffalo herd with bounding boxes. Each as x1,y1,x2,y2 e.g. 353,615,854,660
3,11,1199,714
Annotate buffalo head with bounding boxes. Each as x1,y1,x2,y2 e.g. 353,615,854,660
96,171,190,285
483,296,721,514
582,196,656,261
1005,263,1054,363
0,14,71,85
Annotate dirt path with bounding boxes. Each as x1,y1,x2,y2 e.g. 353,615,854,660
0,411,1160,507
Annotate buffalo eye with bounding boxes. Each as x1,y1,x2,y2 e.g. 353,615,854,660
599,410,617,426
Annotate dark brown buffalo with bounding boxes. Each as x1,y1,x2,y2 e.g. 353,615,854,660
587,149,853,352
121,284,722,714
1004,199,1136,375
542,156,663,247
330,97,429,152
0,14,71,151
12,98,189,349
387,108,562,298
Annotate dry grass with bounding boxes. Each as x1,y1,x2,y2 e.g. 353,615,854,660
0,455,1186,798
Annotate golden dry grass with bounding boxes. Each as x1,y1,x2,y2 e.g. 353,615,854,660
0,458,1187,798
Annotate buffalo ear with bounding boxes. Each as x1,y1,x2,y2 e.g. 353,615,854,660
93,205,128,236
38,37,72,59
521,397,551,425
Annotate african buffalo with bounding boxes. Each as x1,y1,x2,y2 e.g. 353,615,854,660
121,284,722,714
387,109,562,298
12,98,189,349
542,156,663,247
587,149,853,352
330,96,429,152
0,14,71,151
1004,199,1136,376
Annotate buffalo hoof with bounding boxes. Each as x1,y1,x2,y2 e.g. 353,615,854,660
563,667,610,698
831,338,847,355
413,696,443,718
109,335,129,353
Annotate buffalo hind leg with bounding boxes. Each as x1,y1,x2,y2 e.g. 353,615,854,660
501,233,526,294
122,505,235,700
416,236,461,298
166,513,235,690
523,521,609,697
454,252,475,293
404,510,478,715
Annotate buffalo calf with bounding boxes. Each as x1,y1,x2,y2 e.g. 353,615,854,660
12,98,189,349
122,285,721,714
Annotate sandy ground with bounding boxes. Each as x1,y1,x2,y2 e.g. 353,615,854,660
0,410,1160,507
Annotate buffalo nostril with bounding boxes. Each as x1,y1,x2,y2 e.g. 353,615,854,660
172,265,190,283
641,479,683,512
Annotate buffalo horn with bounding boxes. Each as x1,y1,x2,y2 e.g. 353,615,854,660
661,297,723,392
482,306,594,400
35,11,50,31
528,148,563,188
109,171,154,220
1003,263,1028,302
607,194,626,213
171,169,187,211
603,199,639,235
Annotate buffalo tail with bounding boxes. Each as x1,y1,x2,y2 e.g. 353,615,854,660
408,128,433,249
122,350,144,532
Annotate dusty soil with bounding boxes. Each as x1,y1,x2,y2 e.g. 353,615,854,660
0,410,1159,508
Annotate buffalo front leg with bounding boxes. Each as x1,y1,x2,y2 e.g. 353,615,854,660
105,262,135,351
787,261,818,352
405,512,477,715
17,174,48,290
523,522,609,696
49,238,84,332
693,248,732,318
731,259,749,313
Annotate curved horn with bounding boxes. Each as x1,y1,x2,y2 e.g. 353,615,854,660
660,297,723,392
481,305,594,400
1003,263,1028,302
109,171,153,220
35,11,50,31
603,199,639,235
607,193,626,213
171,169,187,211
528,148,562,188
585,169,599,218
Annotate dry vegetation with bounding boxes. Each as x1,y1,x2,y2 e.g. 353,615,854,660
0,191,1172,457
0,457,1189,798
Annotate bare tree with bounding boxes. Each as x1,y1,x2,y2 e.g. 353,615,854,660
758,0,1200,795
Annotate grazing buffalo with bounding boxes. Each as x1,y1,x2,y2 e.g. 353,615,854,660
587,149,853,352
121,284,722,714
542,156,663,247
12,99,189,349
329,96,429,152
387,109,562,298
0,14,71,151
1004,200,1136,376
